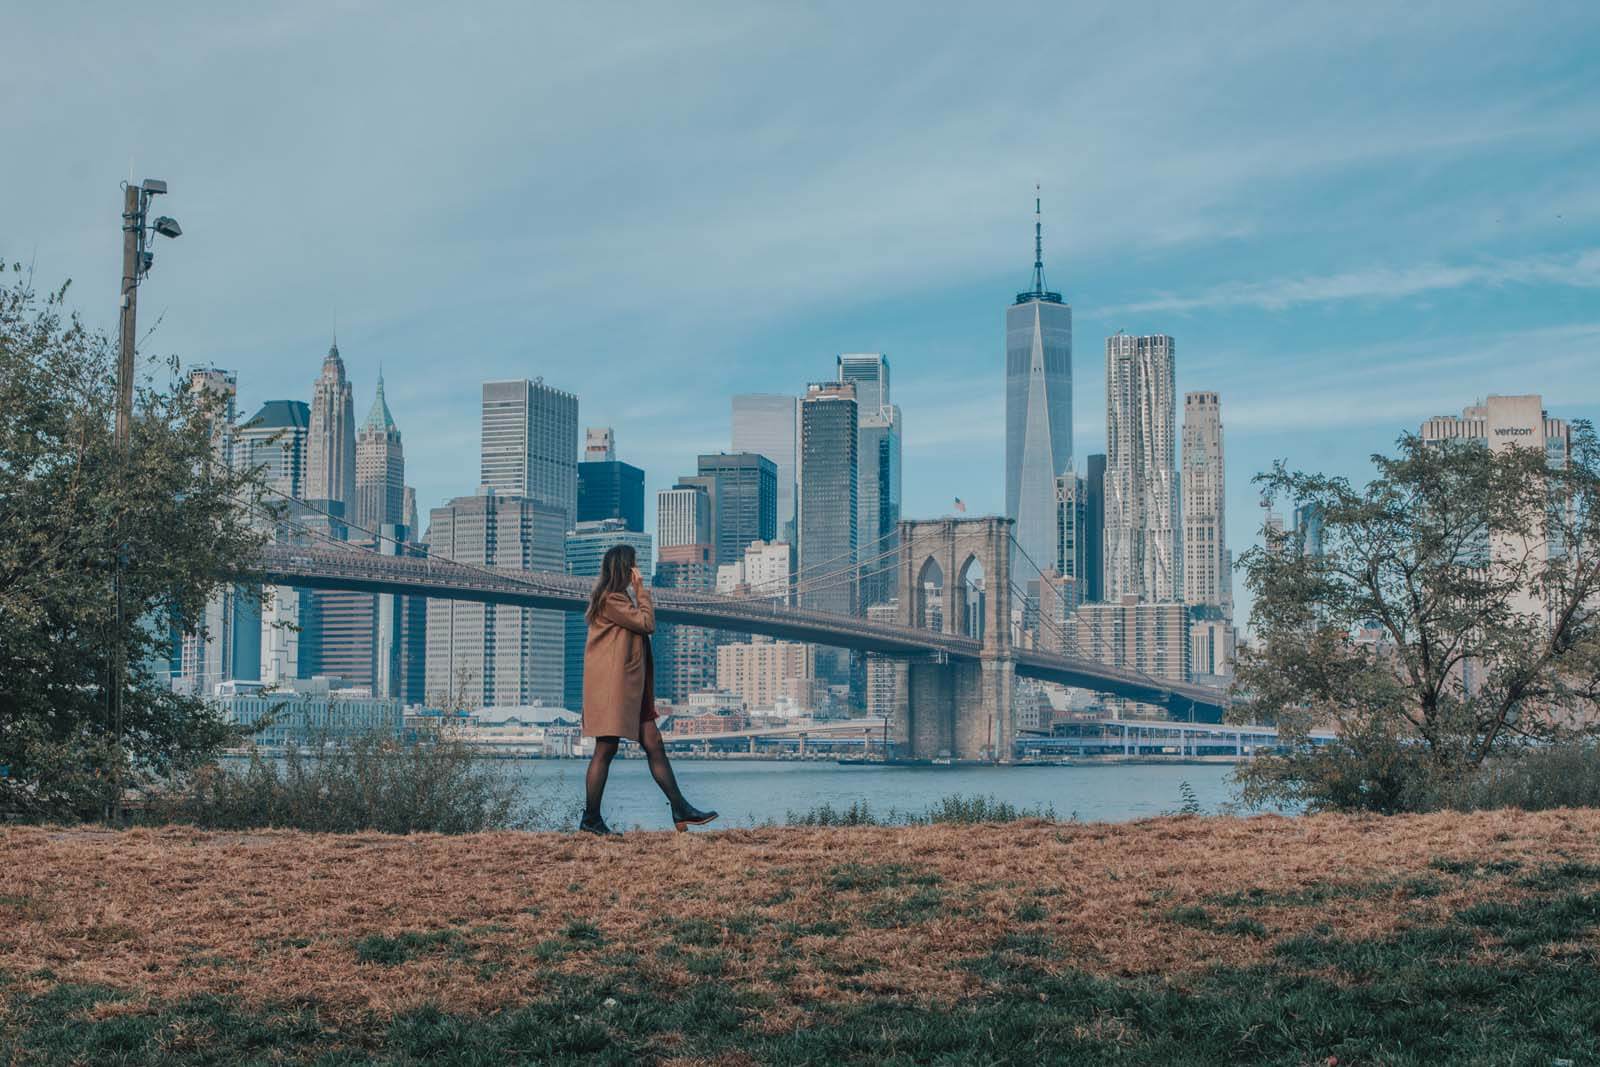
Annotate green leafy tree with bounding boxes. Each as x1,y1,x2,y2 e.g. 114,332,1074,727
0,264,269,821
1233,428,1600,812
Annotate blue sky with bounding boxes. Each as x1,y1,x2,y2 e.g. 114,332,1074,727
6,2,1600,626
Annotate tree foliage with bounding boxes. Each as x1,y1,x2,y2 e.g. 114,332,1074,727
0,264,269,821
1233,429,1600,812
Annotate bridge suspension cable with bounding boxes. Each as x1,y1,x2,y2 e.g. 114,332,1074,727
1003,530,1167,693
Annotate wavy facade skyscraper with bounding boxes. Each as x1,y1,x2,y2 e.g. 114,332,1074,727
1104,333,1179,602
1005,196,1072,579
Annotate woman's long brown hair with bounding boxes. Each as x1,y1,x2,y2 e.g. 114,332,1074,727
585,543,638,623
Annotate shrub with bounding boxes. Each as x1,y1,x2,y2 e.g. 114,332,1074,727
785,793,1057,827
147,731,558,834
1445,741,1600,812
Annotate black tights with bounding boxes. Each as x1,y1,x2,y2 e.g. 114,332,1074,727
584,721,686,820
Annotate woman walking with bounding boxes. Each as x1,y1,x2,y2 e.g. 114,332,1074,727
579,544,717,836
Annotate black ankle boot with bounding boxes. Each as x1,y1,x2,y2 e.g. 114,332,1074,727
579,813,614,836
670,801,718,832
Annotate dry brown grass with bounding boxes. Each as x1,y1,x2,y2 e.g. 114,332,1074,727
2,809,1597,1026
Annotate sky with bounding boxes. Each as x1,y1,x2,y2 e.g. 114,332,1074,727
6,1,1600,627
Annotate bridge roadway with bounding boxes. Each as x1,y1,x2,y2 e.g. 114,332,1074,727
249,544,1230,721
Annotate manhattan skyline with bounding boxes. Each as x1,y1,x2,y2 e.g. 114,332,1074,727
5,3,1600,635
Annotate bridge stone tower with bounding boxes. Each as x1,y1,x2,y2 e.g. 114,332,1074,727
892,516,1015,762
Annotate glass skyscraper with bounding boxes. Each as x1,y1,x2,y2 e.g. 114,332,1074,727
731,394,800,542
233,400,310,500
1005,198,1072,582
577,459,645,532
836,354,901,608
696,452,777,566
799,382,858,617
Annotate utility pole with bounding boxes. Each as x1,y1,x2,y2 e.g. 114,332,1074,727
107,184,140,823
107,178,180,824
117,184,140,444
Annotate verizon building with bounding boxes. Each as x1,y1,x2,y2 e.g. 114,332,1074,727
1420,394,1571,620
1420,394,1570,467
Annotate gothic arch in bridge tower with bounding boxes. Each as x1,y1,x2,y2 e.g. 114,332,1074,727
892,516,1016,762
955,554,986,640
913,557,944,632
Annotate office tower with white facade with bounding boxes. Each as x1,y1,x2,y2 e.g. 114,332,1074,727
716,539,792,603
306,340,357,512
1181,391,1230,616
837,353,890,414
176,368,241,695
1104,333,1179,602
1067,596,1191,717
480,378,579,523
837,354,902,609
584,426,616,462
864,600,902,724
355,370,405,533
1421,394,1572,617
697,452,777,566
425,489,567,709
654,543,718,702
716,637,815,713
658,484,712,548
732,394,801,541
1420,394,1571,464
1006,197,1073,578
563,519,653,711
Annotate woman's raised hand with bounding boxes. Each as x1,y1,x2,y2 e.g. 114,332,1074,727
630,566,644,589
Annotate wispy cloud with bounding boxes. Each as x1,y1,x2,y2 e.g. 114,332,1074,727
1106,251,1600,315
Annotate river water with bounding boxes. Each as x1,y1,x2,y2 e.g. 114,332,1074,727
503,758,1250,831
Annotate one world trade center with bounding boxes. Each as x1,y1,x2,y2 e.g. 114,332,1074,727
1005,194,1072,580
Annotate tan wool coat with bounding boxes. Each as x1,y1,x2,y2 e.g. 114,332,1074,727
581,585,656,740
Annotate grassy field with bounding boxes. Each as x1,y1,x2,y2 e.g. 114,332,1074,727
2,810,1598,1065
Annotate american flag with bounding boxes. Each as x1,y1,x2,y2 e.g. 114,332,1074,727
953,497,966,513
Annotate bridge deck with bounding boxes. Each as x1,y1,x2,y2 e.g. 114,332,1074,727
248,544,1231,719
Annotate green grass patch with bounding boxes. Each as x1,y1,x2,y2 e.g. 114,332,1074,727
1013,900,1047,922
668,917,723,947
1163,904,1213,929
353,928,463,966
1429,856,1523,878
827,862,940,892
1516,860,1600,892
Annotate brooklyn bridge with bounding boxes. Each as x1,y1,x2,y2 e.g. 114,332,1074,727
249,515,1231,762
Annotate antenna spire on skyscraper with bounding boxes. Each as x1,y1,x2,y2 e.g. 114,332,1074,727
1033,183,1045,296
1014,185,1062,305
